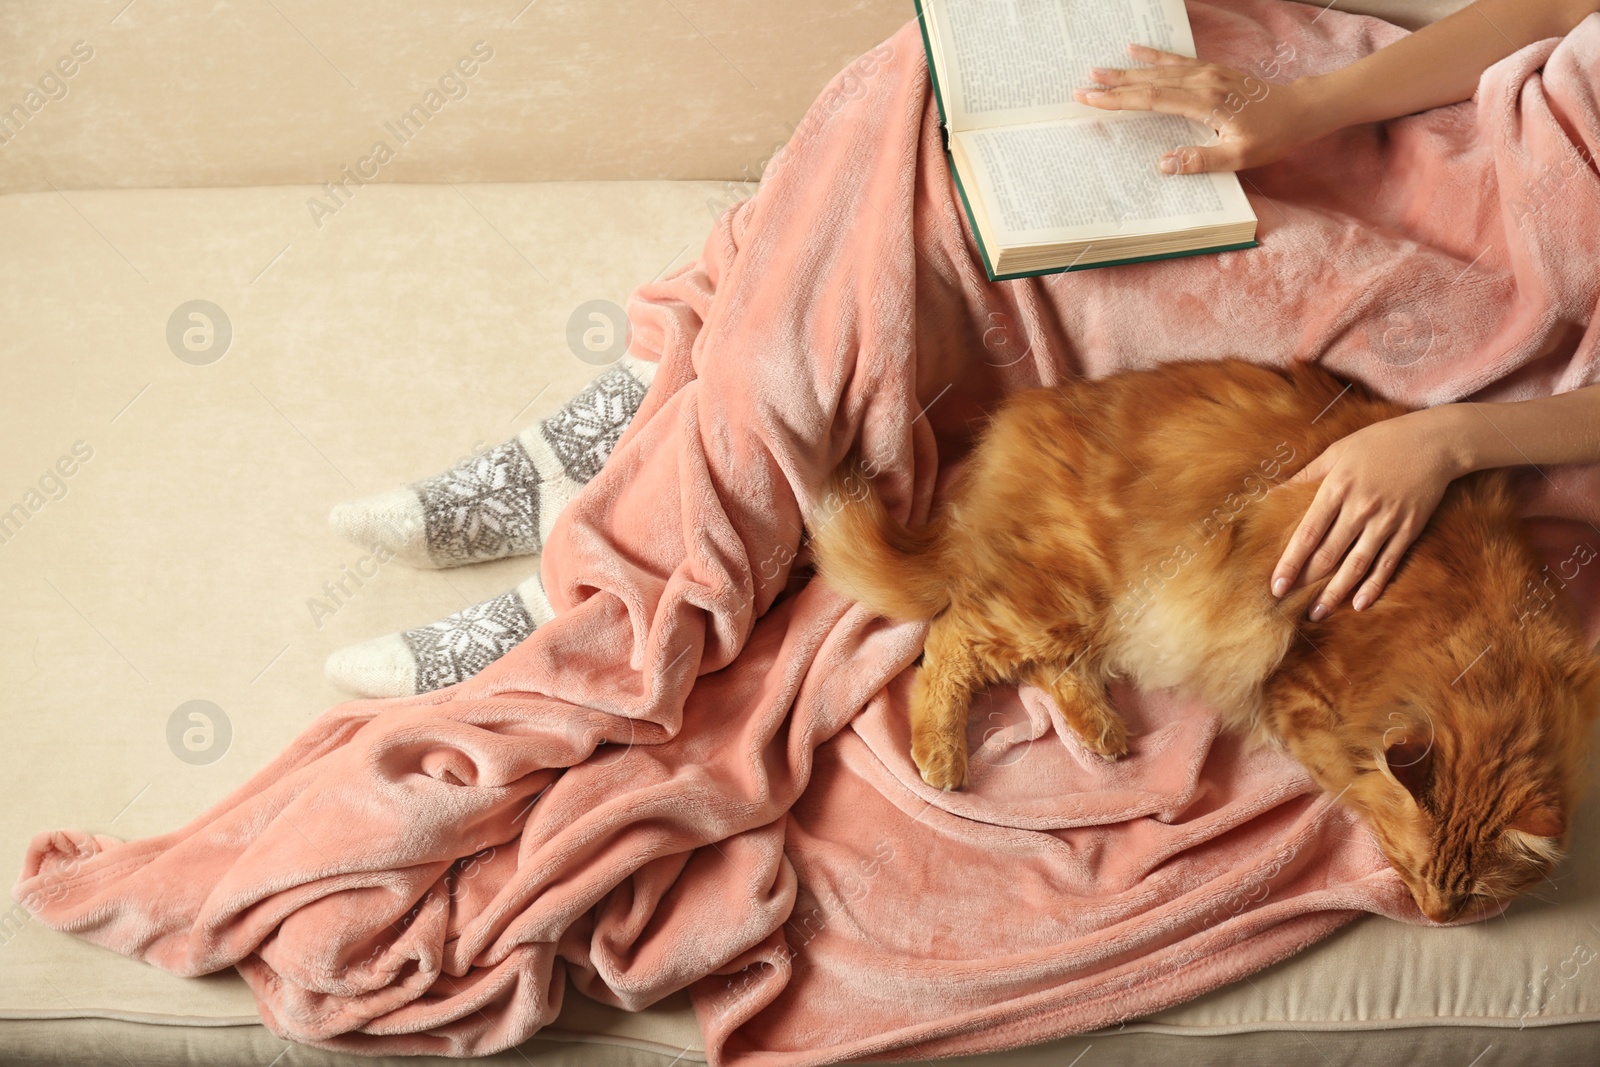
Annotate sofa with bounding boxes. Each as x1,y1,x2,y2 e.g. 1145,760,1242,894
4,0,1597,1063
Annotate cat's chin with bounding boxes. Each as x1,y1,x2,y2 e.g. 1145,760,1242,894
1413,891,1501,925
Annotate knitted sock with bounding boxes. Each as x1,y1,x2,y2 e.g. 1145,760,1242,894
325,572,555,697
329,355,655,568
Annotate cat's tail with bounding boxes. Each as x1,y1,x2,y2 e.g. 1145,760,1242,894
808,458,950,621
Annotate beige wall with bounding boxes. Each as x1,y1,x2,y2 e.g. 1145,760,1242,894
0,0,1468,194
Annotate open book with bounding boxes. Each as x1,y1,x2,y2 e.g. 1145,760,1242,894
915,0,1258,280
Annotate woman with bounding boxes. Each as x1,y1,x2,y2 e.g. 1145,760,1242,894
1077,0,1600,621
328,0,1600,696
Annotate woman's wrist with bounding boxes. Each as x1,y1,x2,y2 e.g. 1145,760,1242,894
1282,72,1354,148
1434,386,1600,474
1409,404,1486,481
1267,1,1600,166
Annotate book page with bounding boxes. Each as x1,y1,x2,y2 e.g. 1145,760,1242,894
923,0,1195,131
953,113,1251,242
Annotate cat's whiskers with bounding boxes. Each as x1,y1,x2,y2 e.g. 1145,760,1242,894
1480,885,1517,930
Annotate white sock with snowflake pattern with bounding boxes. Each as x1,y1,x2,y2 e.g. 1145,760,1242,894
325,572,557,697
328,355,655,569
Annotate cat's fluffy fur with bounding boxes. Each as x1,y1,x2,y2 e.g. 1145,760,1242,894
810,359,1600,923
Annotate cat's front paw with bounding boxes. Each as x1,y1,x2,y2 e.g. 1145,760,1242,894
911,726,968,791
1079,713,1128,763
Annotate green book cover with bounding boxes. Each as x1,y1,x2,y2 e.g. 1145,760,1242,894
911,0,1258,283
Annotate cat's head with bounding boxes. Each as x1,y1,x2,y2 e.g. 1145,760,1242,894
1352,645,1600,924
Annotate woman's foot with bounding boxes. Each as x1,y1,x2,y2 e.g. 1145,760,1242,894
325,573,555,697
328,355,654,568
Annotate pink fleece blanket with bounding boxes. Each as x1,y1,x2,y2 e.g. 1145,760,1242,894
16,1,1600,1062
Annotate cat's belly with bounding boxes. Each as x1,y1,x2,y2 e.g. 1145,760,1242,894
1103,577,1294,730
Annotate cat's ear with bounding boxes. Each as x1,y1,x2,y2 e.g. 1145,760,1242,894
1375,706,1434,804
1381,736,1434,805
1507,802,1566,840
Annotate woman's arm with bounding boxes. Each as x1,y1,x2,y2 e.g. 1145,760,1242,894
1270,385,1600,619
1073,0,1600,174
1450,384,1600,469
1075,0,1600,617
1076,0,1600,611
1300,0,1600,131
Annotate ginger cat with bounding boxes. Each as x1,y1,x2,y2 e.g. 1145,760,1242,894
810,359,1600,924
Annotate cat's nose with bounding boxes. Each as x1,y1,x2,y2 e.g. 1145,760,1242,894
1424,896,1470,924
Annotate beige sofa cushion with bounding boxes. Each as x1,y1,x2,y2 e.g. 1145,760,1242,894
0,179,733,1057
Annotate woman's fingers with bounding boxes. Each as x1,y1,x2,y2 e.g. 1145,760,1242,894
1126,43,1201,66
1090,61,1206,85
1072,82,1219,125
1159,144,1236,174
1077,45,1266,174
1299,504,1366,591
1312,520,1393,620
1271,478,1342,596
1351,520,1419,611
1088,44,1214,86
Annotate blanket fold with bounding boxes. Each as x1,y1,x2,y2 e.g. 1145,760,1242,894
16,2,1600,1063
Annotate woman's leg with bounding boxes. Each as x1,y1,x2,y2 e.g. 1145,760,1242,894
329,355,655,568
324,354,653,697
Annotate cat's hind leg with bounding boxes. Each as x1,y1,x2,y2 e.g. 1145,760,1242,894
1026,660,1128,761
910,616,990,791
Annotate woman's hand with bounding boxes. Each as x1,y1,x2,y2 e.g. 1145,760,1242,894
1270,409,1470,620
1075,3,1600,174
1072,44,1333,174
